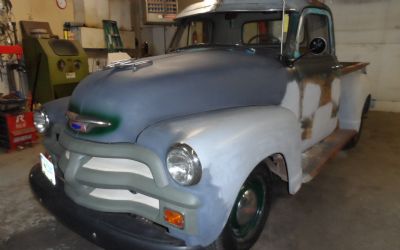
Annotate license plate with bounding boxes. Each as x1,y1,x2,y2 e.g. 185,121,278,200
66,72,76,79
40,153,56,185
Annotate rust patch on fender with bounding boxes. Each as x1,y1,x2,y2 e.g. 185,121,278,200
319,75,335,107
332,103,340,118
300,75,335,113
299,74,338,141
301,117,313,140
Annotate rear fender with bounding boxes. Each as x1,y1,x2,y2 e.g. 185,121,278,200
339,70,371,131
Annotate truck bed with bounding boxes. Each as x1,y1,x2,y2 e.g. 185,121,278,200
340,62,370,75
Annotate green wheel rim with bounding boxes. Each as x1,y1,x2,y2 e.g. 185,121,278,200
230,175,267,239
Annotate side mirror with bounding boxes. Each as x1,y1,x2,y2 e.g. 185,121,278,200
309,37,327,55
285,37,328,67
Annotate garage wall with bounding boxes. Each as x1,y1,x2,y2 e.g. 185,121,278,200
179,0,200,10
329,0,400,112
12,0,75,40
13,0,133,41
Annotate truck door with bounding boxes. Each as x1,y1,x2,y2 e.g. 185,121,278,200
294,8,342,151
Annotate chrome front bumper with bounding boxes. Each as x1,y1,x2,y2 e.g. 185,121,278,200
29,164,203,250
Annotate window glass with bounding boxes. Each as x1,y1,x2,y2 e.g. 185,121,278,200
299,13,330,54
177,21,211,48
242,14,289,45
49,40,78,56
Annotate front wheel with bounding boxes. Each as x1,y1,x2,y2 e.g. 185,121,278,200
207,165,272,250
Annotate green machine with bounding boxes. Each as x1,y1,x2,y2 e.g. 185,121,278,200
21,21,89,104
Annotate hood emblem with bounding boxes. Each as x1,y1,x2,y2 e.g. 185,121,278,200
106,59,153,72
67,111,111,133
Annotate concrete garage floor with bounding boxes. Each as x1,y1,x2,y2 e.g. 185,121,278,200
0,111,399,250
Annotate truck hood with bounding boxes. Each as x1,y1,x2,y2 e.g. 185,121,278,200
68,48,289,143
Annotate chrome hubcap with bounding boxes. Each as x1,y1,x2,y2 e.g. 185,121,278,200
236,189,258,226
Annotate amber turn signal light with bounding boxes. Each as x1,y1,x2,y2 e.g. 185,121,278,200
164,208,184,229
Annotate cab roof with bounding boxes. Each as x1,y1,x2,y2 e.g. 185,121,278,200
177,0,329,19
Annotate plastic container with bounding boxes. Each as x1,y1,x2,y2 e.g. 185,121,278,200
0,98,26,112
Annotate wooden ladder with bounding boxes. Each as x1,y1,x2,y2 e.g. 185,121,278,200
103,20,124,52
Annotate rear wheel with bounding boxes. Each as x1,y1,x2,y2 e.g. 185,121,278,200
345,96,371,149
206,165,272,250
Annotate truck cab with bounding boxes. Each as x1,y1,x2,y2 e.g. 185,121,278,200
30,1,371,250
171,2,345,151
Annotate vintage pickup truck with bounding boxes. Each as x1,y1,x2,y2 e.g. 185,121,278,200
30,0,371,249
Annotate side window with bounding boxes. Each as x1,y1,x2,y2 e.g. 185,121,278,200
298,13,331,55
177,21,211,48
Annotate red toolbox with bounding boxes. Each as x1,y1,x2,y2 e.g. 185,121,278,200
0,111,38,151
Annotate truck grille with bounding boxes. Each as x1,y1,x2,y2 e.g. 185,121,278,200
90,188,159,209
82,157,153,179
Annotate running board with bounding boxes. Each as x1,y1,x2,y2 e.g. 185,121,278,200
302,129,357,183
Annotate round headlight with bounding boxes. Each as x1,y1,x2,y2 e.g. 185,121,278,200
34,109,50,133
166,144,202,186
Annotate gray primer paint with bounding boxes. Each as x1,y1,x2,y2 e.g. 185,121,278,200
68,48,289,143
177,0,330,19
137,106,302,246
339,71,371,131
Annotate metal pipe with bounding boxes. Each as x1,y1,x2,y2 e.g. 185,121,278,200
280,0,286,55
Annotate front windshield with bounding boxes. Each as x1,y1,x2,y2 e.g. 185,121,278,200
169,12,290,51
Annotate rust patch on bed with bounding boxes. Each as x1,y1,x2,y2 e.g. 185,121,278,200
340,62,369,75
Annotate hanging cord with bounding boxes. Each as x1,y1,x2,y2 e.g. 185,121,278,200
280,0,286,56
164,25,167,54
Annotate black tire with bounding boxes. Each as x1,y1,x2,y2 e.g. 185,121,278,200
344,96,371,149
206,165,272,250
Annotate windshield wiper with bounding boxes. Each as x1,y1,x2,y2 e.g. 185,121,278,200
172,43,242,52
173,43,211,52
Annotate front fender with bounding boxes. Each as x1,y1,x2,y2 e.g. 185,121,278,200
137,106,302,246
43,96,70,124
42,97,71,156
